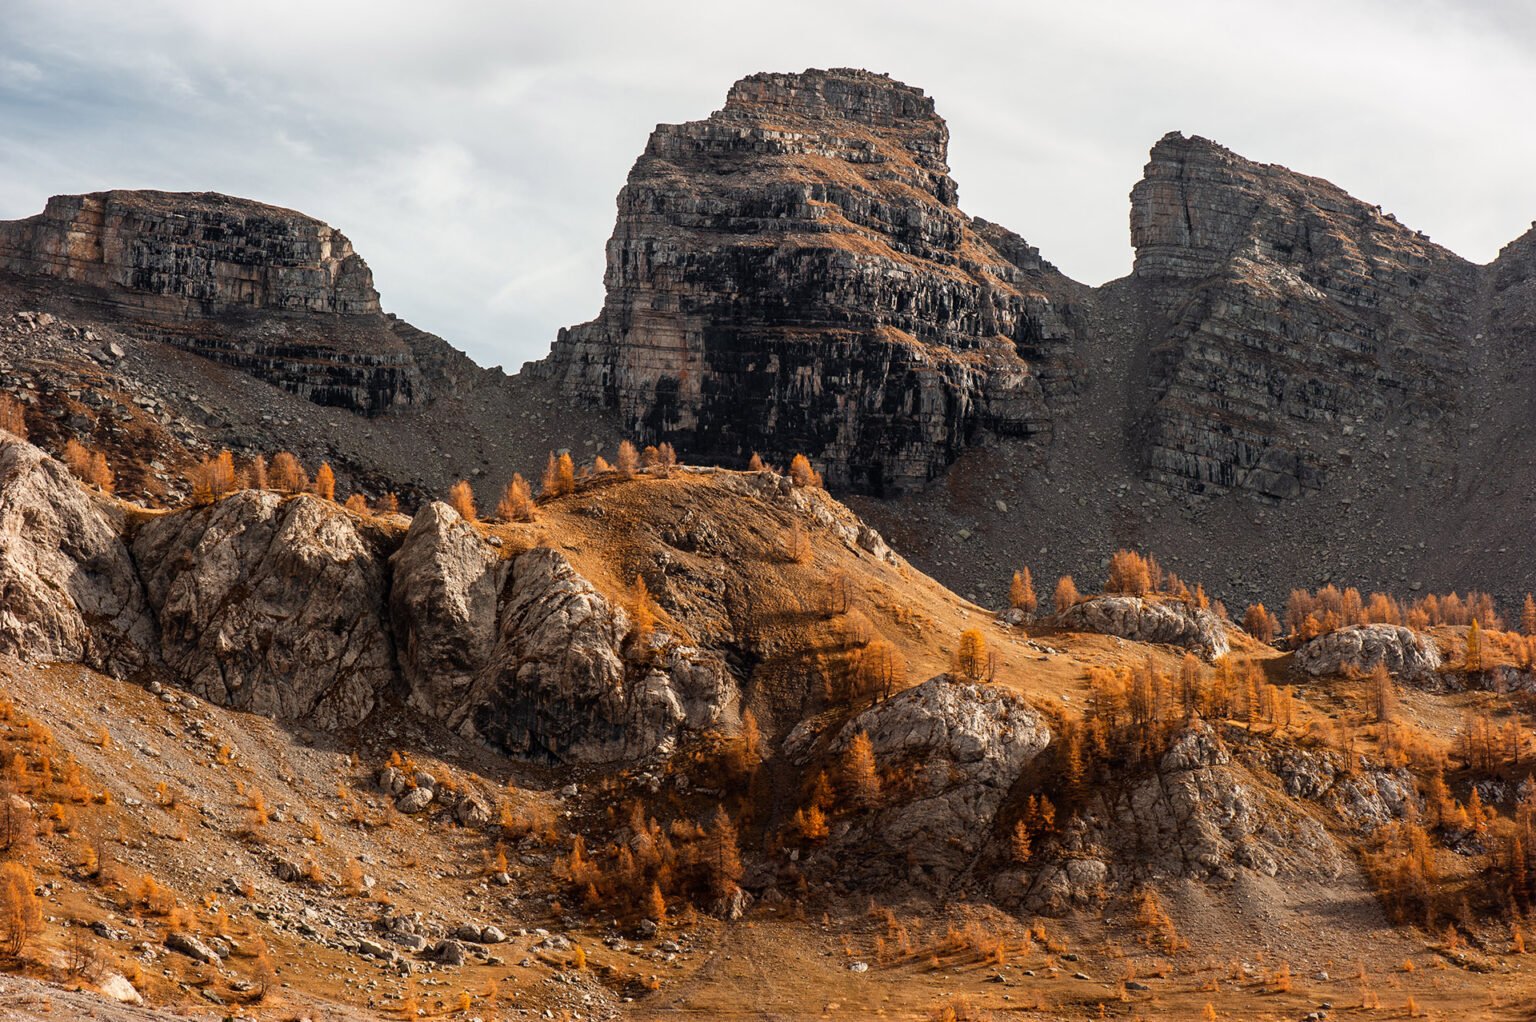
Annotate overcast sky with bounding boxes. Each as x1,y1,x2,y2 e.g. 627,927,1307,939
2,1,1533,369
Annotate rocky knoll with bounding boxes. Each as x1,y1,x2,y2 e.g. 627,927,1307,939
534,68,1085,494
1293,623,1442,683
0,432,737,759
1126,132,1476,500
1053,595,1230,658
391,504,737,764
0,191,443,415
1021,722,1345,915
455,547,735,763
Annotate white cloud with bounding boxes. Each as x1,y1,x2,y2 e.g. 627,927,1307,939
1,0,1533,367
0,58,43,87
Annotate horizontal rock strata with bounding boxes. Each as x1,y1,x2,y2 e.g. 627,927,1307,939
534,68,1084,494
0,191,429,414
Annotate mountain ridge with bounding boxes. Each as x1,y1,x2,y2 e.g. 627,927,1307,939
4,66,1536,615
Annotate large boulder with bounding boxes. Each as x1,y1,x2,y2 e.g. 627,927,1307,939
132,491,395,728
1293,624,1441,683
0,435,155,673
1055,595,1229,658
456,548,734,763
789,675,1051,880
389,501,508,720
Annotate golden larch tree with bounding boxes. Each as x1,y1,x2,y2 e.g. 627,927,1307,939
630,576,656,646
87,451,114,493
496,473,535,522
1107,550,1152,595
842,731,880,808
1243,603,1278,643
448,480,477,521
1053,575,1081,614
1010,820,1032,864
706,807,744,899
313,462,336,501
789,453,822,488
190,450,237,504
62,438,93,480
269,451,308,493
63,439,113,491
541,452,576,497
857,639,906,701
248,453,268,490
1009,568,1038,615
782,521,812,564
0,862,42,958
953,628,989,681
616,440,640,478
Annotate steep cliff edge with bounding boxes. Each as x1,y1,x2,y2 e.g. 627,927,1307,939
532,68,1086,494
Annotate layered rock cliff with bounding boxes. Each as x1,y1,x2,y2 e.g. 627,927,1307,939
533,68,1085,494
1126,132,1477,499
533,68,1532,515
0,191,439,415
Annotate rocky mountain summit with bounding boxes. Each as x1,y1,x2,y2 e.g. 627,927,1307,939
535,68,1535,512
0,196,619,510
532,68,1086,493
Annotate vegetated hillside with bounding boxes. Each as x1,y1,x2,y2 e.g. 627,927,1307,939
3,427,1536,1019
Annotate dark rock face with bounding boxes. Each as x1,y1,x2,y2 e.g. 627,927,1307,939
1127,133,1476,499
0,191,429,415
534,68,1085,494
